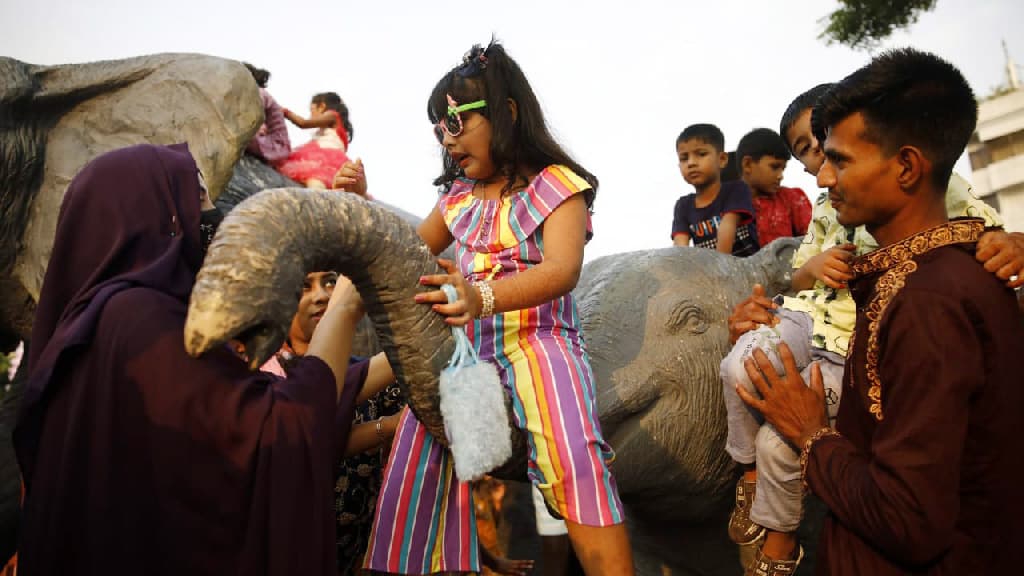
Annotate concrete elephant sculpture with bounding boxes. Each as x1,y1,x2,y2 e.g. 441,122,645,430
0,53,262,352
575,239,802,575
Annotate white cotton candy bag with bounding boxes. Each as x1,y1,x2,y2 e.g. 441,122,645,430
438,284,513,481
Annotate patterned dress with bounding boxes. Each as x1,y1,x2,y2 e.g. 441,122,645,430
364,165,624,574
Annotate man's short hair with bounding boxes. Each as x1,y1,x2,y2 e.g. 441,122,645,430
676,123,725,152
737,128,791,163
779,83,834,152
811,48,977,186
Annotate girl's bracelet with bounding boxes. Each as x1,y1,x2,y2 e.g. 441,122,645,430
472,281,495,317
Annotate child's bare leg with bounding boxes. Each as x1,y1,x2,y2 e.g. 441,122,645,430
565,521,634,576
305,178,327,189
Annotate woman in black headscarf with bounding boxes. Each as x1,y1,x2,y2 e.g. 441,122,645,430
14,143,373,575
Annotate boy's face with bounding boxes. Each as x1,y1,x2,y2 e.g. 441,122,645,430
744,156,787,196
785,108,825,176
677,139,728,189
816,112,901,230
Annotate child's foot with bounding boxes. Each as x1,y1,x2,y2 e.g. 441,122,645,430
728,476,765,545
745,544,804,576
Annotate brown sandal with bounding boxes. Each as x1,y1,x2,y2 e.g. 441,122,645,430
728,477,765,545
744,544,804,576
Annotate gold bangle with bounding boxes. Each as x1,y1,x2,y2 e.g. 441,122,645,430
800,426,841,493
472,281,495,317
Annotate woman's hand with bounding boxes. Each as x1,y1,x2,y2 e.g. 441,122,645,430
326,274,364,320
414,259,480,327
332,158,368,197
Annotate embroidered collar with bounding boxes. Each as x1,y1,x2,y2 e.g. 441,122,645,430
851,219,985,277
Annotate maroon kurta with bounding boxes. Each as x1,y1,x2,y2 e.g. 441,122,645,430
14,144,366,575
804,220,1024,575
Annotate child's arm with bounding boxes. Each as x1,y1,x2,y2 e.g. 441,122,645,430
671,196,691,247
282,108,338,130
976,230,1024,288
417,194,587,326
791,243,856,291
715,212,741,254
416,206,455,256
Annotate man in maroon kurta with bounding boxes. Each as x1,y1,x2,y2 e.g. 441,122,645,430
737,49,1024,576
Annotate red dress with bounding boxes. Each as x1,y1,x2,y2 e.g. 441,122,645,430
275,109,350,186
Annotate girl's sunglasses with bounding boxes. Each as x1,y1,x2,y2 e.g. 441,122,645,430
434,94,487,143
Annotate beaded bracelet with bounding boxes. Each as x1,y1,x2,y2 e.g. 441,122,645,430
472,281,495,317
800,426,841,492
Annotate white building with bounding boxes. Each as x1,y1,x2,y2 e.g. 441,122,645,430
968,45,1024,232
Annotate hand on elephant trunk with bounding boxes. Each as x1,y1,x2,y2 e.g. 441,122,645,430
415,258,482,326
736,344,828,449
326,274,364,318
727,284,780,344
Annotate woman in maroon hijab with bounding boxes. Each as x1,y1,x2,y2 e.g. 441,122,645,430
14,143,370,575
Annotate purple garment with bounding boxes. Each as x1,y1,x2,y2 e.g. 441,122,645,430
246,87,292,164
15,144,362,575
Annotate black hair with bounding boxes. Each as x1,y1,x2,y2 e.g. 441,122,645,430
721,151,740,182
428,40,597,205
779,83,834,153
675,124,725,152
736,128,791,164
812,48,976,187
243,62,270,88
312,91,354,142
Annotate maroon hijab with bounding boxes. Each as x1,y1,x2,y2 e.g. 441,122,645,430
13,144,345,575
17,143,204,481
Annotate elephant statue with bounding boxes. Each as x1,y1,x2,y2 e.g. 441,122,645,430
187,188,806,574
0,53,263,352
576,241,806,575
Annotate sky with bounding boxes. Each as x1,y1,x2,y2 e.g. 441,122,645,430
2,0,1022,260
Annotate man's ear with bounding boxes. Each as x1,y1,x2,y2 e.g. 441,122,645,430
508,98,518,124
896,145,928,192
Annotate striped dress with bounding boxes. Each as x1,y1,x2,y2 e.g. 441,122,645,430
363,165,624,574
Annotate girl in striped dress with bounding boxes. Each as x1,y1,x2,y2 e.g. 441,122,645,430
363,41,634,575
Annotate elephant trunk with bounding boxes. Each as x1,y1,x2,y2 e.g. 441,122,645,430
185,188,452,442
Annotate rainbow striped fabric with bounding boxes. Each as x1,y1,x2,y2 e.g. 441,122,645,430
363,165,624,574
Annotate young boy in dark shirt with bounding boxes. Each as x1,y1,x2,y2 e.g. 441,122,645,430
671,124,759,256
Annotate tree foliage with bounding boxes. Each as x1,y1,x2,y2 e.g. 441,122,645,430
821,0,938,50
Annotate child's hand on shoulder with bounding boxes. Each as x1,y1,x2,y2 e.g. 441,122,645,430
976,230,1024,288
414,259,481,327
803,243,855,289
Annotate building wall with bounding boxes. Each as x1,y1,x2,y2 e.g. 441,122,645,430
969,88,1024,232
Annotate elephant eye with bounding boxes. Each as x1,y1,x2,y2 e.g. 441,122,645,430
667,303,708,335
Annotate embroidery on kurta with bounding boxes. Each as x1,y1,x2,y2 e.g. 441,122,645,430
848,219,985,420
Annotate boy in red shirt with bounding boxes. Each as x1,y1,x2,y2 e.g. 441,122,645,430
738,128,812,247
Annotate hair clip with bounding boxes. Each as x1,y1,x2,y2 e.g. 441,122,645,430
457,44,488,77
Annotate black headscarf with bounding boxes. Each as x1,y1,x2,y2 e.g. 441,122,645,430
17,143,203,480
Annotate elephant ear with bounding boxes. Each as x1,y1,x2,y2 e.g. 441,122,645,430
184,188,528,480
750,236,802,296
